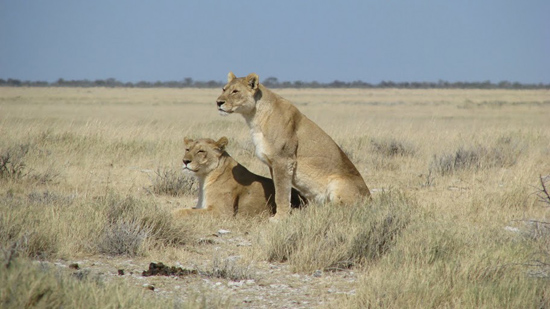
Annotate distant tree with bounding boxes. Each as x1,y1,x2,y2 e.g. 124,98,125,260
7,79,22,86
1,76,549,89
105,78,121,87
206,80,220,88
379,81,395,88
293,80,304,88
263,77,279,88
55,78,65,86
438,80,450,88
136,81,151,88
498,81,511,89
183,77,193,87
329,80,347,88
281,81,292,87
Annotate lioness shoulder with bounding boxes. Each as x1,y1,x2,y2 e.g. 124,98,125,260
173,136,305,218
216,73,370,219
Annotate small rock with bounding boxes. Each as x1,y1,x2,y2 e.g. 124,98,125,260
228,281,243,288
217,229,231,236
313,270,323,277
504,226,520,232
69,263,79,270
143,284,155,291
198,238,216,244
72,270,89,281
245,279,255,286
118,269,125,276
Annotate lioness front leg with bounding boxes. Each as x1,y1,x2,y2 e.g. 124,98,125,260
271,159,295,219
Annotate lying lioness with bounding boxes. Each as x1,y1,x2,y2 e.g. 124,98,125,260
216,72,371,220
173,137,305,217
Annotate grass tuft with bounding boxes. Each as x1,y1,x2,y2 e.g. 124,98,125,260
256,191,413,272
430,135,526,176
150,167,197,197
369,137,416,157
0,144,30,180
96,193,193,255
204,256,255,281
97,219,149,256
0,194,59,259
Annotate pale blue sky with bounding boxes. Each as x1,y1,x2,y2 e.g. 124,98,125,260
1,0,549,83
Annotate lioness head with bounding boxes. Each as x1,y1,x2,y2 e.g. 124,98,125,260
216,72,260,115
182,137,228,176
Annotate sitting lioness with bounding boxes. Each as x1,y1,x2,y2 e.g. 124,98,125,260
174,136,305,217
216,72,371,220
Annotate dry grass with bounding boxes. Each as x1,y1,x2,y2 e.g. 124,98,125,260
255,191,413,272
1,87,549,307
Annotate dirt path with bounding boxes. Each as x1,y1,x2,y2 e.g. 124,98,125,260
47,229,358,308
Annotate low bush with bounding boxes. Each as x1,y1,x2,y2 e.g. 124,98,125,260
256,191,413,272
370,137,416,157
430,135,526,176
150,167,197,197
0,144,30,180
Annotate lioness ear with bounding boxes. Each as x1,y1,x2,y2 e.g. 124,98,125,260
246,73,259,90
184,137,193,145
227,72,236,83
215,137,228,151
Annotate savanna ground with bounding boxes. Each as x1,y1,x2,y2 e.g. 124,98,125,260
1,87,549,308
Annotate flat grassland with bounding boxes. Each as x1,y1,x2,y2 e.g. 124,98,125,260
1,87,549,308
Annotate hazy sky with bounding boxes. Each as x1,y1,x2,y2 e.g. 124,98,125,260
1,1,549,83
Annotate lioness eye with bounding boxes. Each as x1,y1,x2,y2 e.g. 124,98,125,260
197,150,205,154
184,148,189,152
232,90,239,94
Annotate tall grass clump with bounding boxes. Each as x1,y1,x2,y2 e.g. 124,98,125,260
340,200,549,308
0,144,30,180
98,219,149,256
0,189,194,259
95,192,193,256
519,175,550,279
0,142,60,185
150,167,197,197
203,255,255,281
430,135,526,176
256,191,414,272
369,137,416,157
0,193,60,259
340,136,415,169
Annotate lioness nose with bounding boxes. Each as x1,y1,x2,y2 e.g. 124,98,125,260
216,100,225,107
183,159,191,165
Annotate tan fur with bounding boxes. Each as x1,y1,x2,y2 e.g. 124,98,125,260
216,72,371,219
174,137,305,218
